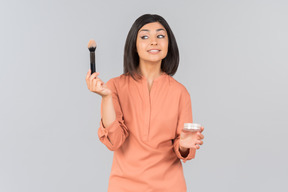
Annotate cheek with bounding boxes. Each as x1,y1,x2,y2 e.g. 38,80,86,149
161,40,169,50
162,42,169,55
136,43,147,56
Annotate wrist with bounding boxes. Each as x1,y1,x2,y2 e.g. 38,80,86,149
102,94,112,100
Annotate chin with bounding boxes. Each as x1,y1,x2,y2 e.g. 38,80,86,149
146,56,166,62
147,59,164,63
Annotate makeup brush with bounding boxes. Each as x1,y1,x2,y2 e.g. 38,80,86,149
88,39,97,74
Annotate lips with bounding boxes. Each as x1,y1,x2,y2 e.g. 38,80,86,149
147,49,161,53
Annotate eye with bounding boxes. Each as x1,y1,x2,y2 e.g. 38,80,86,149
140,35,148,40
157,35,165,39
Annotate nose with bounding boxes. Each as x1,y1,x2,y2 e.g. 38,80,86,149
150,37,158,45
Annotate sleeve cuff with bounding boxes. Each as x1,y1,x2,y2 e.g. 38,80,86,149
98,118,118,139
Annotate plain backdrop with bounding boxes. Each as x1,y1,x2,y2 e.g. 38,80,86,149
0,0,287,191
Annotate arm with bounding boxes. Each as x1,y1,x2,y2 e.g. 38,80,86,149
101,95,116,128
173,87,196,163
98,78,129,151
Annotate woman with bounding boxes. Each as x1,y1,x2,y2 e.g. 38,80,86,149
86,14,204,192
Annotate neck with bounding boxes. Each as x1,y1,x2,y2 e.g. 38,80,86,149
137,60,163,81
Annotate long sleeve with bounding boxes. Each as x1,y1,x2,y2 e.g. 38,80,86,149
173,86,196,163
97,78,129,151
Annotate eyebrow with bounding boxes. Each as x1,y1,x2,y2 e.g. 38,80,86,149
139,28,166,32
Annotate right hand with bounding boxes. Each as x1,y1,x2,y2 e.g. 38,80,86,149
85,69,112,97
180,126,204,150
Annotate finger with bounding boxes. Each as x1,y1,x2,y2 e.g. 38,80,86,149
90,72,100,88
196,140,203,145
90,72,100,81
197,132,202,139
89,72,99,81
197,132,204,139
200,126,204,132
195,144,200,150
86,69,91,83
86,69,91,78
92,79,101,91
96,80,103,89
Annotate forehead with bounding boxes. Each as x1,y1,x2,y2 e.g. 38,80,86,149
138,22,166,33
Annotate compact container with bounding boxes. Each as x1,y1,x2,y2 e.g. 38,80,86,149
183,123,202,132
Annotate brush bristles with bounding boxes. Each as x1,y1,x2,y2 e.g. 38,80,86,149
88,39,97,48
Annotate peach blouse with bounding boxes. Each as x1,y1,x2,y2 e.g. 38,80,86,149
98,72,196,192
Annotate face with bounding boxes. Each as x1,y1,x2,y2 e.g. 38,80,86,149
136,22,169,64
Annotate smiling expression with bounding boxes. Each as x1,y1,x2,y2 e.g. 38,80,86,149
136,22,169,64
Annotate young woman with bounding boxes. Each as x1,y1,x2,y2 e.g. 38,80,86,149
86,14,204,192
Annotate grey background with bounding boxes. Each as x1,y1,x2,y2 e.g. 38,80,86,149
0,0,287,191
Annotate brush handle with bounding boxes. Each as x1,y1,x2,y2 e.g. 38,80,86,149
90,52,96,74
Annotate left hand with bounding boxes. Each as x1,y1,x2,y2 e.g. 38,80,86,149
179,126,204,150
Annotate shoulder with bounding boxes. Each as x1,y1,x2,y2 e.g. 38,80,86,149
166,75,190,96
105,73,130,90
108,73,130,83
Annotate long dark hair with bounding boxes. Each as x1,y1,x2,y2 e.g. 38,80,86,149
123,14,179,81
